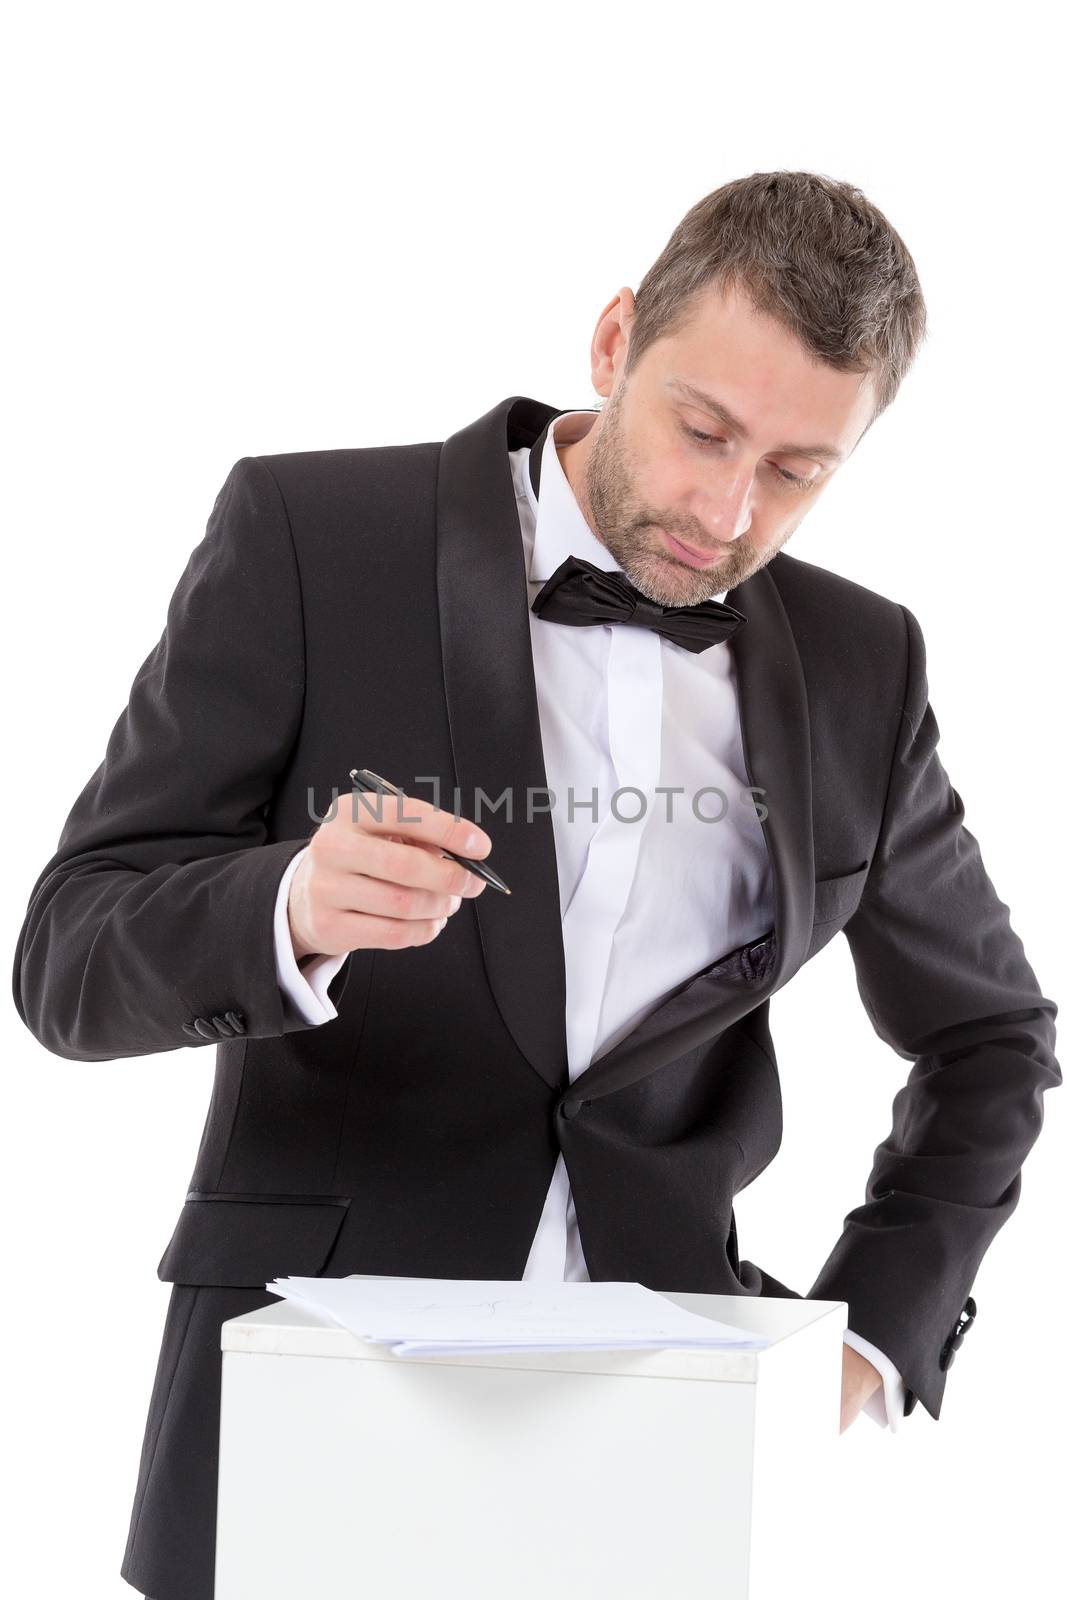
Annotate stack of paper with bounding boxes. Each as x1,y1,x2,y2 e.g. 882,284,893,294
264,1275,771,1358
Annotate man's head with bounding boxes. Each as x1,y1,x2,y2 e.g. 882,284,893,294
557,171,927,606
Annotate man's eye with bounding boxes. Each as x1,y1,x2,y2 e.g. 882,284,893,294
683,425,813,490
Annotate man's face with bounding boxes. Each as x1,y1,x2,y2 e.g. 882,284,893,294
559,280,878,606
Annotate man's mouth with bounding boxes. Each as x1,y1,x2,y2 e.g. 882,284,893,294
662,530,725,568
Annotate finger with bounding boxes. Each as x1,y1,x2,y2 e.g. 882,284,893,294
338,908,451,950
343,789,492,858
348,833,480,899
341,873,465,923
371,834,485,894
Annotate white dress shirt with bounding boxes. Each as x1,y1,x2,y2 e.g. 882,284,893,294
270,410,906,1431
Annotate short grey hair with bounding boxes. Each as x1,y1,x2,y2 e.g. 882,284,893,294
625,170,928,427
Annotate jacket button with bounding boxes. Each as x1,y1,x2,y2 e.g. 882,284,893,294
938,1297,977,1370
559,1098,584,1121
182,1011,246,1042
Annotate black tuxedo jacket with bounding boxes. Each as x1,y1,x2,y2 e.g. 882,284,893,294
13,394,1060,1423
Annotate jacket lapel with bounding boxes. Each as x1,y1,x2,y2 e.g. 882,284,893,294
732,556,817,997
437,395,571,1093
435,394,815,1103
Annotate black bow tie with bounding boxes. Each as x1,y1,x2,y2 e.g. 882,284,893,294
525,416,747,655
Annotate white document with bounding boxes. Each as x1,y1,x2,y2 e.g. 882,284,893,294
264,1274,770,1357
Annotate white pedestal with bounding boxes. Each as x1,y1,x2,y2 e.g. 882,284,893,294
215,1276,846,1599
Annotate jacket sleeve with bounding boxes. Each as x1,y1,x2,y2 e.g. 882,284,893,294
12,455,350,1062
806,602,1060,1421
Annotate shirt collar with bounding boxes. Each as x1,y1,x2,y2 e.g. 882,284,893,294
524,411,618,583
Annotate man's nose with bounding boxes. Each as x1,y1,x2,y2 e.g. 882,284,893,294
692,496,752,544
694,468,756,542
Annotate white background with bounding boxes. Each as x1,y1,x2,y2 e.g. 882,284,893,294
4,2,1063,1595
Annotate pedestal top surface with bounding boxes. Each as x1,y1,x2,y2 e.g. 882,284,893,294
220,1276,847,1383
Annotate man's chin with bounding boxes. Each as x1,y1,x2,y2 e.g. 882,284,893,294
634,550,744,605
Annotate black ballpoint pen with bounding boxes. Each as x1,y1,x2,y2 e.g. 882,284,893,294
348,768,512,895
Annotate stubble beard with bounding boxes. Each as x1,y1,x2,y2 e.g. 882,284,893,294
579,388,782,607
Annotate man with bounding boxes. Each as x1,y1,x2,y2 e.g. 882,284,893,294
13,171,1060,1600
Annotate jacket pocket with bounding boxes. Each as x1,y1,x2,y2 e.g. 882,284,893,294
811,861,869,926
156,1190,351,1287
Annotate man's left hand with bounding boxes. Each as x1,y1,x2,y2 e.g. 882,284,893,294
840,1344,884,1433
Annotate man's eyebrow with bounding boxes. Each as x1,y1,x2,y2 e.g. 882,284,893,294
666,378,845,463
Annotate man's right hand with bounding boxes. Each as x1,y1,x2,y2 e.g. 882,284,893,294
287,788,492,962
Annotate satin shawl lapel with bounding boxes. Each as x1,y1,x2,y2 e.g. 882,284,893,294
732,555,816,999
434,394,815,1103
437,395,572,1093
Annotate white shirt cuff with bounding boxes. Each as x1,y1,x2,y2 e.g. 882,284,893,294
843,1327,907,1432
273,845,346,1025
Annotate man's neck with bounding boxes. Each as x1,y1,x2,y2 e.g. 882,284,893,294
552,414,601,547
